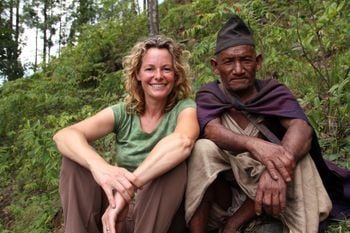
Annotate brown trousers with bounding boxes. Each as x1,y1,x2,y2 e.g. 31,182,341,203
59,157,188,233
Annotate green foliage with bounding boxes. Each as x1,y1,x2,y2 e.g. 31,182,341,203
1,0,350,232
326,220,350,233
0,24,24,81
8,193,61,233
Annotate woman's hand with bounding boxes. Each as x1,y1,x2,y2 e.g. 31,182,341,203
90,161,139,208
102,192,128,233
53,107,141,207
102,206,119,233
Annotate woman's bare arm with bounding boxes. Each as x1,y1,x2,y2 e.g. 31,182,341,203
53,108,137,207
133,107,199,187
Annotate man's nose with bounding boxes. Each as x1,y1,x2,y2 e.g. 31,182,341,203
233,61,244,74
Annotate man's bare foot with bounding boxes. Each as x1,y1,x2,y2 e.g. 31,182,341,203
222,198,256,233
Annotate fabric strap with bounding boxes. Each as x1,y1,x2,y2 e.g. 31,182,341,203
218,83,281,145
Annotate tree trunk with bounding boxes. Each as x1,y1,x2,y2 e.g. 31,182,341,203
174,0,192,3
143,0,147,11
134,0,141,14
48,6,54,62
147,0,159,36
34,26,38,72
4,0,23,80
15,0,20,57
58,0,63,57
43,0,48,64
9,0,13,27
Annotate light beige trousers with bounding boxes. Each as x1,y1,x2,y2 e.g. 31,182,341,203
185,114,332,233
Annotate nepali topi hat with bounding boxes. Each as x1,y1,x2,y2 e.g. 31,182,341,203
215,15,255,55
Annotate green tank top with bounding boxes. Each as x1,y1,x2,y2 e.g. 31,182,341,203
111,99,196,171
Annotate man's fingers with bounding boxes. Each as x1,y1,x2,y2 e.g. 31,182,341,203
265,161,279,180
279,188,286,212
280,154,295,176
274,159,291,182
262,192,273,215
271,192,280,216
255,190,263,215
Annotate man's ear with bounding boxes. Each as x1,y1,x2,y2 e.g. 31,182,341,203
210,58,220,75
256,54,263,70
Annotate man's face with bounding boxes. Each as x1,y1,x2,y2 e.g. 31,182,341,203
211,45,262,98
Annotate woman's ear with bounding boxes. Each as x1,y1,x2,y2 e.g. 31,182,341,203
136,73,141,81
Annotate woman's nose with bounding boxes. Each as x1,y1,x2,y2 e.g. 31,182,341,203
154,69,163,79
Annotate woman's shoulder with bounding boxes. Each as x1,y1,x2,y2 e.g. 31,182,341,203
109,102,124,116
169,98,196,115
175,98,196,108
110,102,125,110
109,102,131,121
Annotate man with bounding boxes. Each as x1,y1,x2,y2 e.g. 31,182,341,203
185,15,350,233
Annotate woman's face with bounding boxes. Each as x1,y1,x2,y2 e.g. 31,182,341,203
137,48,175,104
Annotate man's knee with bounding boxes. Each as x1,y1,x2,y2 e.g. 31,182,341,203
192,139,218,157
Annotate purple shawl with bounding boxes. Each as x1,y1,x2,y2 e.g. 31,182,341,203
196,79,350,222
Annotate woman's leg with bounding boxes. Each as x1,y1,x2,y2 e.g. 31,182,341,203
130,162,188,233
59,157,108,233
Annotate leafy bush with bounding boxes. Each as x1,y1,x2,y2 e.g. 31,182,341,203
1,0,349,232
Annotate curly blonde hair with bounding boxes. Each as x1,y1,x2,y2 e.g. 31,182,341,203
123,35,192,114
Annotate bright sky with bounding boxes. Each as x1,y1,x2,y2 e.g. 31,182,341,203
19,0,157,77
20,28,57,73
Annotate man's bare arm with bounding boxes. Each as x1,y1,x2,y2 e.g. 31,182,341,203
204,118,252,154
255,118,313,216
205,117,313,178
280,118,313,162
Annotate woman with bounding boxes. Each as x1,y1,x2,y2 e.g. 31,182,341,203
53,35,199,233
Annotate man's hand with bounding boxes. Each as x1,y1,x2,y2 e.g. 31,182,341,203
255,170,287,216
204,118,296,182
249,138,295,182
90,162,139,208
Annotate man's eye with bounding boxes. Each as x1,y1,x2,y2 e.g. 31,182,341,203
242,58,254,63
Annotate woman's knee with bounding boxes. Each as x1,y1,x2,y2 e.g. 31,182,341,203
157,162,187,190
59,157,99,195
